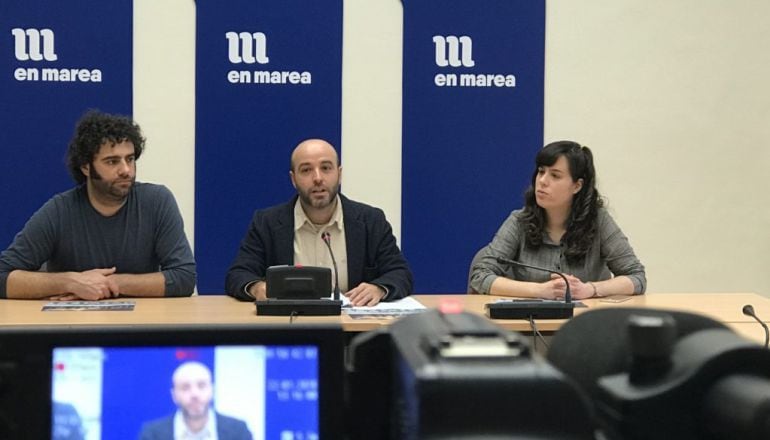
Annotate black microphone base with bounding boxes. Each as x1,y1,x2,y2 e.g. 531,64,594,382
255,299,343,316
486,301,575,320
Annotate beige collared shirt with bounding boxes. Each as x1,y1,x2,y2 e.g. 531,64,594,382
173,408,217,440
293,195,349,293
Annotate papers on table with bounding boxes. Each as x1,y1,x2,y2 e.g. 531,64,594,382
344,296,427,319
42,301,136,311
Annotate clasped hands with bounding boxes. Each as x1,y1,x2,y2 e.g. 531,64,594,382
542,273,595,300
50,267,121,301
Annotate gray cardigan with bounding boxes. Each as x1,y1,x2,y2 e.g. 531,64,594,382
470,208,646,294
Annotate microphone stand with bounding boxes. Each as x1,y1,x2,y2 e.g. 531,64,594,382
254,234,344,316
322,232,341,301
484,257,575,320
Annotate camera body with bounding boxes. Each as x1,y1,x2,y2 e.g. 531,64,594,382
347,309,596,440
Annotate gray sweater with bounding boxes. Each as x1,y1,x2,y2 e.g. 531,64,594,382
0,182,196,297
470,208,646,295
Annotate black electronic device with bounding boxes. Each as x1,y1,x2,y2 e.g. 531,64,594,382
548,308,770,440
347,309,596,439
485,257,574,319
256,265,342,316
0,324,344,439
266,265,331,299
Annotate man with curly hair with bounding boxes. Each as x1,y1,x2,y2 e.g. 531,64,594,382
0,110,196,300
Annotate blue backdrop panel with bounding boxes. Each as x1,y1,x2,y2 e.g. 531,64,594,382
0,0,133,249
195,0,343,294
264,346,319,439
401,0,545,293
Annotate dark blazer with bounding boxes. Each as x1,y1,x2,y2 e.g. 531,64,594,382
226,194,413,301
138,412,251,440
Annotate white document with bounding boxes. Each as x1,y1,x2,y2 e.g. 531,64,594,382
344,296,427,317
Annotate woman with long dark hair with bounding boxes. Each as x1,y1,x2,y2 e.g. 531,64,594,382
469,141,645,299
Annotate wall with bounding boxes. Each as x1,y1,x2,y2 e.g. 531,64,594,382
133,0,770,297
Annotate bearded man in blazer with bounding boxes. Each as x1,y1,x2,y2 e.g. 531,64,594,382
139,362,251,440
226,139,413,306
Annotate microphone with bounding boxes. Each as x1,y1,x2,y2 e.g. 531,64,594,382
484,257,575,320
742,304,769,348
321,231,341,301
254,264,342,316
254,236,344,316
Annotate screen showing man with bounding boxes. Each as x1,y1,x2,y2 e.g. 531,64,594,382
51,345,320,440
139,361,251,439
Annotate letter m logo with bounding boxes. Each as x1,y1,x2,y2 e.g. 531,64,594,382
226,31,269,64
432,35,474,68
11,28,58,61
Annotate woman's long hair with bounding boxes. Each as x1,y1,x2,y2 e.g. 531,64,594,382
520,141,603,262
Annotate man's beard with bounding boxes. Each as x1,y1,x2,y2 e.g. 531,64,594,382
89,165,134,202
182,401,209,419
299,183,339,210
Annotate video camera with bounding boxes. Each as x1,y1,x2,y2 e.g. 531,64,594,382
1,306,769,439
348,307,770,439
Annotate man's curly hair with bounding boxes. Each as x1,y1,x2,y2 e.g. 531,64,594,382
66,110,145,184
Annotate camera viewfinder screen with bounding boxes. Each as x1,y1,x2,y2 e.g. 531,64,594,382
51,345,319,440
